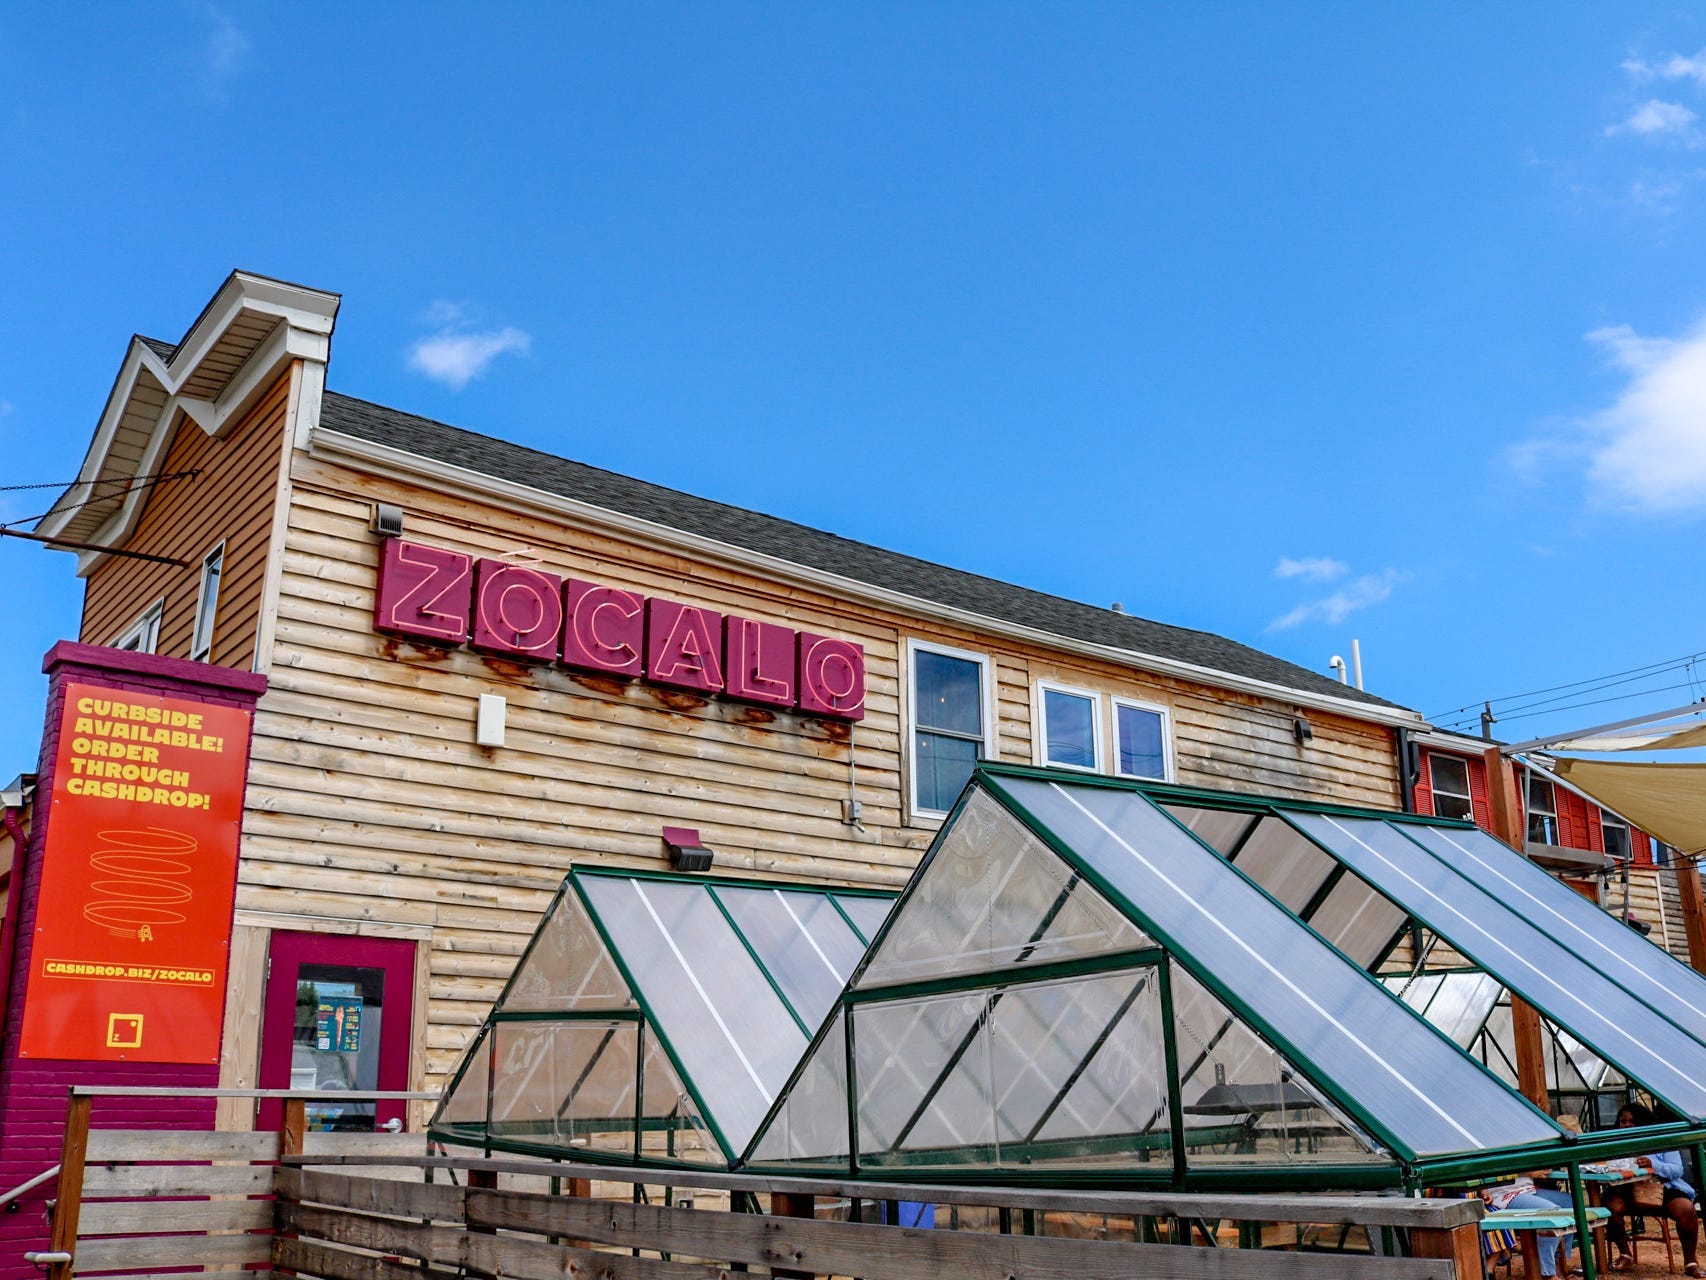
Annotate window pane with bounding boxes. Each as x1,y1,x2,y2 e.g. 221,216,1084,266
1429,756,1474,822
1526,776,1558,845
1043,689,1096,769
914,650,983,736
1116,704,1165,779
1601,814,1630,859
916,730,979,813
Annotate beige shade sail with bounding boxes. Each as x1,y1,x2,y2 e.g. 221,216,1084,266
1552,758,1706,855
1547,723,1706,753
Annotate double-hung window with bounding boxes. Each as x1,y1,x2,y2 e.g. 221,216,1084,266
1600,811,1631,860
1526,774,1558,846
1112,697,1170,780
1429,754,1475,822
113,600,164,654
909,641,992,818
1037,682,1102,771
190,542,224,662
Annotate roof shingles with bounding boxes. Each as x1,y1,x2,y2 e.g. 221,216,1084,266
319,391,1405,713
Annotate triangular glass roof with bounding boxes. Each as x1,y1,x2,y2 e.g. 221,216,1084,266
430,867,894,1165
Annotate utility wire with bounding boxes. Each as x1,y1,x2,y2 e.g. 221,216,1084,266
1430,648,1706,722
0,470,199,532
0,468,198,494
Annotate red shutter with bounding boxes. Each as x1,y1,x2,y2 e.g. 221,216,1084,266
1558,791,1588,849
1585,803,1605,855
1414,750,1435,815
1630,824,1655,868
1468,756,1492,831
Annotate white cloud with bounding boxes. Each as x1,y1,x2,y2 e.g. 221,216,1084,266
1605,100,1699,141
1624,50,1706,87
1274,556,1347,583
1268,569,1403,632
408,301,531,390
1577,317,1706,514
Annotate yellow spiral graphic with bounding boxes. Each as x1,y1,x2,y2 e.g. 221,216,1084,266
84,827,196,938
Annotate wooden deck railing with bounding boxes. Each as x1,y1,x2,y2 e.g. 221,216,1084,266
46,1088,1486,1280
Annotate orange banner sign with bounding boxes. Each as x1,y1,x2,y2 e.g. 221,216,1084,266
20,683,252,1063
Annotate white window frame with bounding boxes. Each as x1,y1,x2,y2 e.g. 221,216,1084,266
1428,753,1475,822
112,599,164,654
1110,695,1174,782
190,541,225,662
1600,810,1631,861
905,638,996,822
1033,680,1105,773
1525,772,1559,846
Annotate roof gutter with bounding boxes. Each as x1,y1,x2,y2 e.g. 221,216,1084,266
308,429,1429,731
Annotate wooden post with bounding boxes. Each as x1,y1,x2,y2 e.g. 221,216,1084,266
280,1096,307,1158
467,1167,498,1234
1674,855,1706,976
1485,746,1550,1112
770,1192,815,1280
46,1092,91,1280
1410,1221,1485,1280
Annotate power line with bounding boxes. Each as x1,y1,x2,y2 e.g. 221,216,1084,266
1429,648,1706,722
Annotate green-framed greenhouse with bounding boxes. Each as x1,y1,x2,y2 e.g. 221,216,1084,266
431,764,1706,1195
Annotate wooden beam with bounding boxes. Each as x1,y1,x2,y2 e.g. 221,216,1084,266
1674,854,1706,976
1484,746,1550,1113
46,1093,90,1280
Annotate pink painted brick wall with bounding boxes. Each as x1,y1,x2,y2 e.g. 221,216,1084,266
0,644,264,1280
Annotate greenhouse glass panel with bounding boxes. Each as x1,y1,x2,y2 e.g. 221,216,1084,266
713,885,865,1025
1171,968,1388,1168
745,1012,850,1165
578,876,804,1152
991,970,1170,1167
1225,816,1336,913
1402,823,1706,1049
504,885,634,1013
836,893,893,944
1305,873,1407,969
639,1032,722,1164
1421,973,1502,1047
992,776,1562,1157
855,991,995,1167
436,1027,491,1132
858,788,1149,990
489,1022,567,1143
1162,805,1257,857
1288,812,1706,1119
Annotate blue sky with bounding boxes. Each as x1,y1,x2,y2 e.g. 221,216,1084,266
4,4,1706,773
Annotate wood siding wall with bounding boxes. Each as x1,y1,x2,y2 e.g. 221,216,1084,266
78,373,292,671
244,455,1402,1089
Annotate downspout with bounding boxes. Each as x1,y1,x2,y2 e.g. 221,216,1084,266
0,803,30,1034
1393,726,1417,814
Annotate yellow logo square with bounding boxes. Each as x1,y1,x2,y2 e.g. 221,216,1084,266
106,1013,144,1049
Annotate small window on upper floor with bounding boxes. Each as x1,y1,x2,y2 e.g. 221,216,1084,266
113,600,164,654
908,640,992,818
190,542,224,662
1526,773,1558,846
1112,697,1171,781
1600,811,1631,860
1429,754,1474,822
1038,682,1102,771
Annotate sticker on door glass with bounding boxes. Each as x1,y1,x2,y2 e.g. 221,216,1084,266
316,996,363,1052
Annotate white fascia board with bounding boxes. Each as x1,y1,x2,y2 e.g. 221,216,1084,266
36,340,167,541
178,321,327,438
168,274,338,380
308,428,1429,731
1412,729,1499,754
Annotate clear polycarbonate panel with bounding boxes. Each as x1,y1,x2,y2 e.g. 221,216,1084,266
578,876,806,1152
555,1021,641,1152
503,884,635,1012
1421,972,1502,1047
990,970,1170,1167
1477,1002,1520,1085
993,776,1563,1158
1402,822,1706,1050
434,1028,491,1131
745,1012,850,1165
1171,969,1387,1168
835,893,893,944
489,1022,565,1142
855,991,995,1166
1161,805,1258,857
1225,815,1337,913
1305,872,1408,969
713,885,867,1027
639,1032,722,1164
1290,812,1706,1120
858,788,1149,989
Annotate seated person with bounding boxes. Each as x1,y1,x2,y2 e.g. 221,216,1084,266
1483,1180,1578,1279
1602,1103,1701,1276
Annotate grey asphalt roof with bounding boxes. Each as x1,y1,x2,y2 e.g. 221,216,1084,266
319,389,1406,713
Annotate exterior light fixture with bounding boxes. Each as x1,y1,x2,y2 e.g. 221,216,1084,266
663,826,715,873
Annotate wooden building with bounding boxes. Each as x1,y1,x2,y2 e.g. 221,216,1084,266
3,272,1428,1136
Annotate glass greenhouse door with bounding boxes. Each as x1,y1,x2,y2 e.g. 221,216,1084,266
259,931,414,1133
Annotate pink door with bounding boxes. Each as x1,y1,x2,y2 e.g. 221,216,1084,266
258,931,415,1132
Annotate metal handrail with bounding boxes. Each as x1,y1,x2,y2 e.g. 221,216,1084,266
0,1164,59,1209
